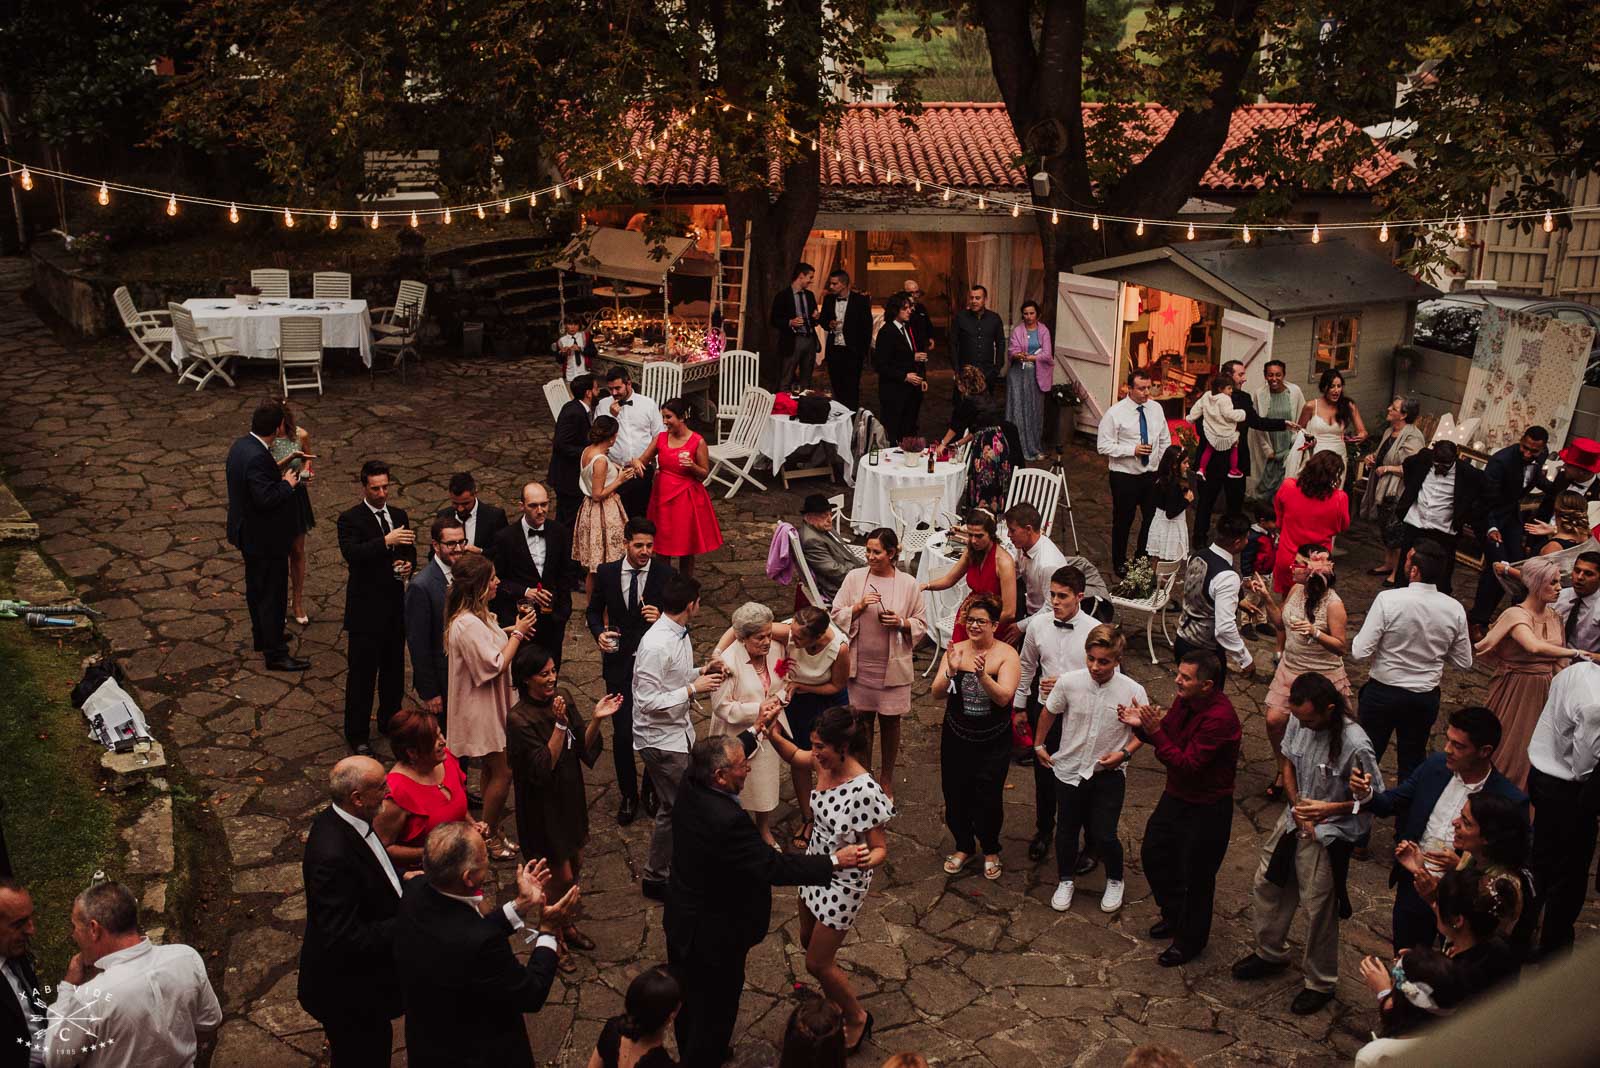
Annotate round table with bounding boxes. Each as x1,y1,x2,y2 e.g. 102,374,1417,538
172,298,374,367
848,450,967,533
759,402,854,483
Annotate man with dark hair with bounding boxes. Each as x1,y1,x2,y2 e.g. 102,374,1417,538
489,481,574,662
1192,360,1294,541
1097,369,1171,577
1175,513,1254,691
225,399,308,671
595,365,664,518
770,262,819,390
587,516,676,824
0,879,42,1065
818,269,872,410
1525,660,1600,955
406,516,467,721
1387,439,1485,595
1555,550,1600,654
1005,502,1067,623
337,460,416,753
951,284,1005,389
1121,650,1240,966
548,373,601,532
1471,426,1550,627
439,471,508,556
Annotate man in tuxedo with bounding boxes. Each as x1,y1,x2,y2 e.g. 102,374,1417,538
337,460,416,753
769,262,819,391
1388,440,1486,595
490,482,573,662
439,471,508,556
902,279,936,364
0,880,42,1068
586,516,675,824
796,494,859,604
1470,426,1549,627
225,400,308,671
406,516,466,722
394,823,576,1068
818,270,872,410
298,756,405,1068
547,374,600,532
595,366,664,519
666,735,859,1068
1192,359,1293,542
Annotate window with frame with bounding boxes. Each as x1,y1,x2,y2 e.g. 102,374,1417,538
1313,313,1360,375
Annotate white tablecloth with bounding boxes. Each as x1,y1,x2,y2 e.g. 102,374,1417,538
914,528,1021,652
172,298,374,367
758,402,855,472
848,451,967,532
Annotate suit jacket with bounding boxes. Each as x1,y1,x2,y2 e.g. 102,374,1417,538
336,503,416,633
405,558,450,702
907,302,935,355
1480,443,1547,535
225,434,297,558
1364,753,1527,883
819,290,872,361
873,319,918,383
769,287,819,357
547,398,593,497
489,519,574,636
796,522,858,600
393,877,559,1068
1,953,40,1068
1194,392,1286,478
1533,469,1600,523
1393,452,1486,535
297,807,403,1025
437,502,509,554
665,780,833,965
586,557,677,656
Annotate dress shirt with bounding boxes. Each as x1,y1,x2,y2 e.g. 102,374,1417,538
437,557,453,586
1015,608,1092,708
433,890,560,952
1096,396,1170,475
43,940,221,1068
620,560,652,609
1203,543,1251,670
456,501,479,546
4,958,41,1066
1140,689,1240,804
1280,716,1380,845
366,501,395,533
1016,536,1068,620
1527,660,1600,782
1420,768,1489,853
595,390,665,465
1555,585,1600,654
521,516,548,573
331,803,403,896
632,614,698,753
1043,668,1147,786
1351,583,1472,691
1404,467,1456,532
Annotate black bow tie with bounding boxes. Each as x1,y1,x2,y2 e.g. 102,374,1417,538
615,399,632,408
1054,619,1076,630
526,527,545,539
456,511,473,523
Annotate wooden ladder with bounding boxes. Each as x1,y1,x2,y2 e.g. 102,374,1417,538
715,220,752,349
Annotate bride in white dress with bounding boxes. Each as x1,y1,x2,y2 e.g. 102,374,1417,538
1284,369,1367,480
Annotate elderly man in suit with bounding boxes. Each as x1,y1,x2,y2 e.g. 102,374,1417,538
337,460,417,754
0,880,42,1068
225,399,307,671
299,756,406,1068
769,262,819,391
666,735,861,1068
406,516,467,723
818,270,872,410
1388,439,1486,595
1470,426,1550,628
547,373,600,533
796,494,859,604
394,824,576,1068
438,471,508,557
490,482,573,663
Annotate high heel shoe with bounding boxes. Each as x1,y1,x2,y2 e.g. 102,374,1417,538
847,1011,874,1055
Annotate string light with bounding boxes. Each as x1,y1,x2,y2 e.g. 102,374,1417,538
1011,201,1020,218
1136,219,1145,236
97,181,109,206
370,212,380,229
1092,215,1099,231
914,179,922,192
942,188,951,202
554,186,562,200
746,111,753,122
1241,224,1251,243
977,195,986,210
721,103,732,112
283,207,295,227
1379,221,1389,242
443,207,452,224
328,211,338,230
228,203,239,224
166,194,178,217
1544,210,1554,233
1311,224,1320,243
1456,216,1467,241
476,204,486,220
18,167,31,190
576,176,584,190
410,210,419,228
531,192,539,206
1051,209,1059,225
1186,222,1195,240
502,199,511,214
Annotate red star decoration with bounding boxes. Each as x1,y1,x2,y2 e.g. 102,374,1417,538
1159,306,1179,325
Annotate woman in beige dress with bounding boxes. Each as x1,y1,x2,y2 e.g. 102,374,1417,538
445,551,537,859
573,414,634,598
711,602,788,849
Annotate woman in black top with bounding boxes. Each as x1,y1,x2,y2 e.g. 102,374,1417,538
874,294,925,440
931,594,1021,882
1433,865,1523,999
586,965,681,1068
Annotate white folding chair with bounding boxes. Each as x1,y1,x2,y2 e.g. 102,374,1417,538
828,493,867,562
715,349,760,442
250,269,291,298
889,484,957,565
113,286,174,374
640,361,684,405
543,377,572,420
788,528,829,609
374,280,428,338
1003,467,1064,537
170,304,239,391
371,304,420,385
312,271,351,299
706,387,773,499
1108,559,1184,663
277,316,324,397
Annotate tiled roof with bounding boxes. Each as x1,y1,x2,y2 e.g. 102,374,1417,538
602,101,1402,195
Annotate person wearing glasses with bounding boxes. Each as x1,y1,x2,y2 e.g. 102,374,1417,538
405,516,471,728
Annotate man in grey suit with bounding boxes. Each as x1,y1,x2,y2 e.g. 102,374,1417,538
405,516,467,724
796,494,860,604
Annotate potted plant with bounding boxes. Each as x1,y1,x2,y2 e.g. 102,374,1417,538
71,230,111,270
231,285,262,308
898,436,927,467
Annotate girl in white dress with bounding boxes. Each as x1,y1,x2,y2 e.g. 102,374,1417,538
1285,369,1366,481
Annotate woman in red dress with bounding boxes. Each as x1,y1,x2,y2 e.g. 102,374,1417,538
634,397,724,577
1271,451,1350,595
921,508,1018,643
373,706,485,871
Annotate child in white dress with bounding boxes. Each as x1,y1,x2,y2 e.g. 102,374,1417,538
1188,374,1248,479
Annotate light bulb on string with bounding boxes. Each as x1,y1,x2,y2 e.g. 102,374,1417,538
1136,219,1145,236
1011,201,1020,218
502,199,511,214
857,160,865,175
576,176,584,191
721,102,731,112
476,204,486,220
977,196,986,210
555,186,562,200
1051,209,1059,225
370,212,380,229
787,129,799,145
228,203,239,224
1187,222,1195,240
942,188,951,202
97,181,109,206
166,194,178,217
531,192,540,206
328,212,338,230
1379,221,1389,242
442,207,452,224
284,207,295,227
914,179,922,192
410,211,419,228
1241,224,1251,243
834,150,841,163
1092,215,1100,231
1543,210,1554,233
18,167,32,191
1456,216,1467,241
1311,224,1320,243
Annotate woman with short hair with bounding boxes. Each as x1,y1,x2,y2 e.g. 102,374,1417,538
373,706,481,871
711,602,789,849
1359,396,1426,577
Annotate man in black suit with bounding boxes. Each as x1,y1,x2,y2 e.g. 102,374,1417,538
769,262,819,391
298,756,405,1068
490,481,573,662
225,400,308,671
818,270,872,411
1192,359,1294,542
406,516,466,723
337,460,417,753
1388,440,1486,595
1470,427,1549,626
666,735,859,1068
548,374,600,532
439,471,509,557
0,880,42,1068
393,823,576,1068
874,294,926,441
587,516,676,824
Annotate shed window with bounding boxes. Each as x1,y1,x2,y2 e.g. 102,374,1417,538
1313,314,1360,376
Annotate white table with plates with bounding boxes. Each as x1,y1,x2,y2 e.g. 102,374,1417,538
758,401,856,486
848,449,968,533
171,298,375,368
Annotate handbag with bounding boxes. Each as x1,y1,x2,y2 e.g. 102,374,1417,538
795,394,831,424
1011,712,1034,749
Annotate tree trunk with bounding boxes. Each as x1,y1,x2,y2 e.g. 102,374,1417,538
726,156,819,389
0,91,28,250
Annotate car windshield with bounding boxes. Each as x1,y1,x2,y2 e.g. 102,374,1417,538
1413,299,1487,357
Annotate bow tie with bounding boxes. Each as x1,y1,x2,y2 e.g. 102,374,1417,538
615,399,632,408
456,511,473,523
1054,619,1076,630
526,527,546,539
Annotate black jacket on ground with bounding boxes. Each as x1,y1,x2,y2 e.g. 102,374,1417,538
336,503,415,633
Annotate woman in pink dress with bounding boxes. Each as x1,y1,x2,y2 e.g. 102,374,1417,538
634,397,723,577
1271,451,1350,595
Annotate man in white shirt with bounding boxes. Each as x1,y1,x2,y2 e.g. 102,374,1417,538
1388,440,1484,595
1525,660,1600,955
633,573,726,901
594,365,665,518
1033,624,1146,914
41,882,219,1068
1174,514,1254,691
1004,502,1067,622
1352,541,1474,792
1554,551,1600,655
1096,370,1170,577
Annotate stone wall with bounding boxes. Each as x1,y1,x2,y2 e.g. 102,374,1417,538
29,240,117,337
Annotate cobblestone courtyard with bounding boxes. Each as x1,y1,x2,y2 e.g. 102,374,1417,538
1,259,1593,1067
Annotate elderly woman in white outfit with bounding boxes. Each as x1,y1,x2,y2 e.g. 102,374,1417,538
710,602,788,849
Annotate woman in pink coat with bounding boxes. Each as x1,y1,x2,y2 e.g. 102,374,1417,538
1005,300,1053,462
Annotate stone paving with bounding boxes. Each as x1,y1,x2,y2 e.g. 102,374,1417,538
0,256,1594,1067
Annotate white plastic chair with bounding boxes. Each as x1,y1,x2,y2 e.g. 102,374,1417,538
250,269,291,298
543,377,572,420
1108,559,1184,663
888,484,957,565
1003,467,1064,537
277,316,324,397
715,349,760,442
170,304,239,391
312,271,352,299
640,361,684,405
113,286,174,374
706,387,773,499
374,280,427,338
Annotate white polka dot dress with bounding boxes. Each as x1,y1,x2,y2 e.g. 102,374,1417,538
800,772,895,931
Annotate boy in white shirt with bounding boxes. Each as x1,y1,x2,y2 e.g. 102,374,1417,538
1189,374,1248,479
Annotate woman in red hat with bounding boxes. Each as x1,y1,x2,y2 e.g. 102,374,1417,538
1522,437,1600,555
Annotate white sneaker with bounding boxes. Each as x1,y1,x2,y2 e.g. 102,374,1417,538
1100,879,1125,913
1051,880,1075,911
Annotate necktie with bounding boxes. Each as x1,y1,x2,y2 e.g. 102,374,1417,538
456,510,472,524
1054,619,1076,630
1137,406,1149,467
616,399,632,408
1566,598,1580,644
376,509,391,534
628,568,641,613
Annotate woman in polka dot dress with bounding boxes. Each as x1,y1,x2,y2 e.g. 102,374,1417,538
763,704,892,1054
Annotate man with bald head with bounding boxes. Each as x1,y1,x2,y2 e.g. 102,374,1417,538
1,880,42,1068
490,481,574,664
299,756,405,1068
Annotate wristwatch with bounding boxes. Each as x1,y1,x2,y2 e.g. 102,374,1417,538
1118,747,1132,763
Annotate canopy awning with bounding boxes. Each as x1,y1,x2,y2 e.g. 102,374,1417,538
555,227,696,286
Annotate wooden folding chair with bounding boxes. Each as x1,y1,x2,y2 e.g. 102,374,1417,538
706,387,773,499
277,316,324,397
171,304,239,391
113,286,174,374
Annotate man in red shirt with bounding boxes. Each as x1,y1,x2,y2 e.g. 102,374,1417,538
1120,650,1241,966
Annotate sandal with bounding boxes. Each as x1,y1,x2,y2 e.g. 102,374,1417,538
487,835,519,861
943,852,973,875
563,927,595,952
556,948,578,973
983,856,1003,881
791,817,814,850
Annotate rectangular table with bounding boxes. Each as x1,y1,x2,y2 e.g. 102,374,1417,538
172,298,374,368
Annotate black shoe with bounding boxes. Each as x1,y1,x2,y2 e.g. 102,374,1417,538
1027,835,1049,862
847,1011,874,1055
1148,919,1172,939
1231,953,1289,981
617,797,638,826
350,741,373,757
265,654,311,671
640,878,668,902
1290,988,1336,1015
1075,853,1097,876
1157,945,1193,967
642,778,659,817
